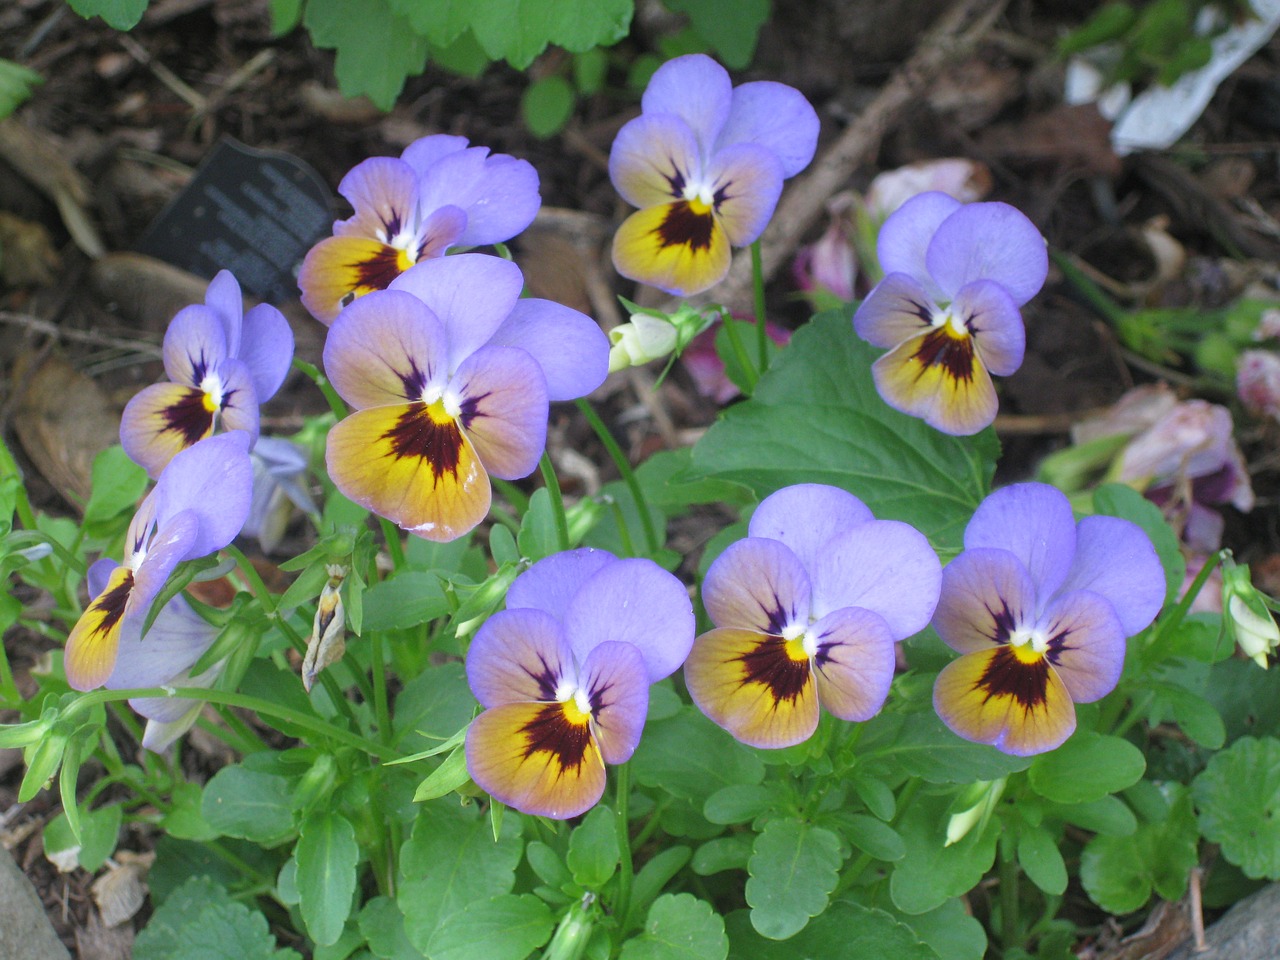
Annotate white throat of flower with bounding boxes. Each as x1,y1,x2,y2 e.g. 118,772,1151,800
1008,624,1050,654
781,621,820,658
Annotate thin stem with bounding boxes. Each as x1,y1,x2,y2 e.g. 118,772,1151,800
379,517,406,572
718,310,759,396
539,452,571,553
574,399,660,557
751,240,769,374
614,762,635,935
292,358,348,420
999,832,1021,953
1142,549,1225,665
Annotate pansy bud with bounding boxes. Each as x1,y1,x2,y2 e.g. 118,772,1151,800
1223,563,1280,669
302,565,348,691
608,313,679,372
944,777,1006,847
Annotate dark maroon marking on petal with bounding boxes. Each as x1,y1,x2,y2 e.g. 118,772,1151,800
348,245,404,295
975,645,1050,711
587,678,617,715
764,600,791,637
911,326,976,384
657,201,716,253
519,702,593,774
735,635,811,706
87,569,135,641
663,163,687,199
382,212,403,240
458,392,491,431
522,653,562,701
188,350,211,385
160,388,216,447
981,599,1019,645
397,360,430,402
907,299,934,326
380,405,463,480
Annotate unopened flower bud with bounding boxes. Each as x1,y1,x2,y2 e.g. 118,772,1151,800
945,777,1006,847
1224,563,1280,669
608,314,679,372
302,565,348,691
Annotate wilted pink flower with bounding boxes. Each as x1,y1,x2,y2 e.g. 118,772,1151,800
864,158,993,220
793,194,857,303
1252,308,1280,341
682,318,791,404
1237,349,1280,421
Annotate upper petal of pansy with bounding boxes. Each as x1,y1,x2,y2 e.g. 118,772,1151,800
580,641,650,764
485,299,609,402
333,156,420,241
925,202,1048,306
400,134,471,176
951,279,1025,376
964,484,1076,601
609,114,704,209
932,547,1037,655
871,333,999,436
65,562,136,691
388,254,524,368
238,303,294,402
202,270,244,356
1054,514,1164,636
852,273,936,350
298,236,413,325
612,202,731,297
876,191,962,295
417,148,541,246
150,431,254,560
467,608,575,708
323,290,447,410
715,80,819,178
809,519,941,639
450,344,548,481
808,606,896,722
563,558,695,683
163,305,228,387
1037,590,1125,704
640,54,732,149
507,548,619,622
705,142,784,247
747,484,873,574
702,537,811,634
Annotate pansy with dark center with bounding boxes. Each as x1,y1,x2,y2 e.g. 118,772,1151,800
684,484,941,748
932,483,1165,756
465,549,695,819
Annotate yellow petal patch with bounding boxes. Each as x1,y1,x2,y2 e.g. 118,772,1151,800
299,235,416,325
466,700,606,819
612,201,731,297
872,326,998,435
124,382,217,478
65,565,134,691
326,401,490,543
933,645,1076,756
683,627,819,748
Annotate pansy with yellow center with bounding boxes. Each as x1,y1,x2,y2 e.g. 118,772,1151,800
853,191,1048,435
609,53,818,296
299,134,540,324
323,254,608,542
120,270,293,478
932,483,1165,756
465,549,695,819
64,432,253,691
684,484,941,748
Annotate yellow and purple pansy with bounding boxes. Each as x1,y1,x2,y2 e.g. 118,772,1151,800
932,483,1164,756
120,270,294,478
609,53,818,296
322,254,608,543
853,191,1048,435
683,484,941,748
464,548,695,819
299,134,540,324
64,432,254,691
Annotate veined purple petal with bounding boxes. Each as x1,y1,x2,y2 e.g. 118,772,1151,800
716,80,819,179
323,290,448,410
238,303,294,402
640,54,732,150
747,483,873,575
132,659,224,751
108,590,219,689
333,156,421,242
486,299,610,402
810,519,941,639
951,279,1025,376
609,114,704,209
1036,590,1125,703
563,558,695,683
127,510,199,618
150,431,254,560
467,608,575,708
450,345,547,481
400,134,471,177
702,537,811,634
581,641,649,764
1054,514,1165,636
876,192,961,299
388,253,524,369
925,202,1047,306
932,547,1037,655
163,305,229,387
416,205,468,260
203,270,244,356
705,142,784,247
506,548,618,621
215,357,261,446
417,148,540,246
852,272,936,349
964,484,1076,601
808,607,896,722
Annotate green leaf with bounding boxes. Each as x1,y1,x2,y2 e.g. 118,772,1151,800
1016,825,1067,896
689,313,998,552
703,784,783,825
884,712,1032,784
844,814,906,862
545,0,633,53
889,794,998,916
0,58,42,119
1204,657,1280,741
621,893,728,960
427,894,553,960
1041,795,1137,837
573,48,608,95
43,803,121,873
746,819,842,939
522,75,575,138
632,706,765,805
387,0,472,45
393,661,476,750
567,806,620,889
362,572,449,631
518,487,563,559
727,901,939,959
201,766,295,843
412,744,472,801
631,846,694,917
663,0,769,68
67,0,149,30
268,0,302,34
692,837,753,876
1192,735,1280,879
1092,484,1183,606
296,811,359,947
873,897,985,960
358,896,422,960
304,0,429,110
133,876,291,960
1028,731,1145,804
1080,790,1199,913
82,445,148,527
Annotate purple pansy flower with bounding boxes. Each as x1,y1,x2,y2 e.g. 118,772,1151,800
120,270,294,478
932,483,1164,756
853,191,1048,435
242,436,318,554
299,134,540,324
465,548,695,819
683,484,941,748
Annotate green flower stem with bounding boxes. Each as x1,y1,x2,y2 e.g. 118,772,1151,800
999,832,1021,952
378,517,406,572
718,309,759,396
604,497,637,558
614,761,635,936
0,644,18,708
1049,251,1125,324
368,626,400,896
539,451,571,553
751,240,769,374
1141,549,1226,667
292,357,348,420
574,399,660,557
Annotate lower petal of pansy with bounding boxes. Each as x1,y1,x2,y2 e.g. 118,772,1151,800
581,641,649,765
465,700,607,820
1038,590,1125,704
872,329,998,436
702,537,811,635
808,607,896,723
612,202,731,297
684,627,819,749
298,235,414,325
450,345,547,481
326,403,490,542
121,382,216,478
66,564,135,691
933,646,1076,756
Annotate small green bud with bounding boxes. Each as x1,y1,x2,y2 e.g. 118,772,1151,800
1223,563,1279,669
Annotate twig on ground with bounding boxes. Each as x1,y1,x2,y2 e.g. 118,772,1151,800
0,311,163,358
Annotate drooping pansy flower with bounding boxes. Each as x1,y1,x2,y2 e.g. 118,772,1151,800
323,254,608,542
465,548,695,818
120,271,294,478
932,483,1164,756
241,436,318,554
684,484,941,748
852,191,1047,436
609,53,818,296
299,134,540,324
65,432,253,691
